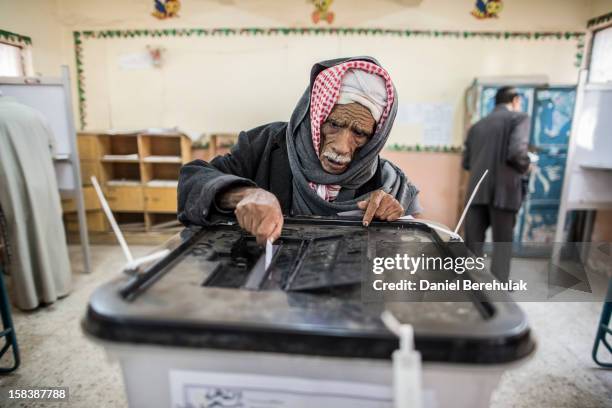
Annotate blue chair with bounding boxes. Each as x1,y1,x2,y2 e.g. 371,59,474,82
592,278,612,368
0,263,20,373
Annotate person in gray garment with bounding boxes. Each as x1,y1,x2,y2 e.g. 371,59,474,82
0,95,72,310
462,86,531,282
178,57,421,244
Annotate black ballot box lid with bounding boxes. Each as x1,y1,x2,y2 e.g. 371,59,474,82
83,217,535,365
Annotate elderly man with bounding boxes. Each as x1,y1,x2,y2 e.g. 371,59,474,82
178,57,421,243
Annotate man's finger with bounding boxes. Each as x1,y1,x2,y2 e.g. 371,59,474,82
378,197,401,220
257,210,283,244
263,220,281,244
271,216,284,242
235,208,247,231
375,196,394,218
243,210,256,234
260,206,282,237
389,204,405,220
381,205,402,221
363,192,384,227
387,208,404,221
255,216,276,245
378,204,395,220
357,200,369,210
255,228,272,245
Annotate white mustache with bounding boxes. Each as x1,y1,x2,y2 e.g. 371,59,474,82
322,151,351,164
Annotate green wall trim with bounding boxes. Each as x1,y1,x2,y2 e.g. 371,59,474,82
587,11,612,28
76,27,585,40
0,29,32,46
386,144,463,153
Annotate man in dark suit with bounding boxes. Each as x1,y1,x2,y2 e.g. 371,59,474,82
462,86,531,282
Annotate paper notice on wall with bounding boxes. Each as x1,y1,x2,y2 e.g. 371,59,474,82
396,103,454,146
117,52,153,70
169,370,392,408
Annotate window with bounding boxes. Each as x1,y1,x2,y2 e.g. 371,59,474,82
589,26,612,83
0,42,24,76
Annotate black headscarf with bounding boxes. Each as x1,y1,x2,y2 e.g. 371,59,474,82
285,56,419,215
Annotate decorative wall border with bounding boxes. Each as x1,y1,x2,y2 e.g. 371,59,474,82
587,11,612,28
0,29,32,47
73,27,586,130
190,141,463,152
73,32,86,129
386,144,462,153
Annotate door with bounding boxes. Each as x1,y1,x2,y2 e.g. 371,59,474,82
516,87,576,244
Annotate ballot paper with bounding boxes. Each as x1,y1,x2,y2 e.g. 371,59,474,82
336,210,414,220
170,370,392,408
244,240,278,290
265,239,273,269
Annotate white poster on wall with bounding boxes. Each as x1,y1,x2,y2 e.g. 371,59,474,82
118,51,154,70
169,370,392,408
396,103,454,146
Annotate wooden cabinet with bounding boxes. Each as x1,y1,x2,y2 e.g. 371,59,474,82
65,211,108,233
144,187,177,213
106,185,145,212
67,131,191,234
61,186,101,213
80,161,104,185
77,134,103,160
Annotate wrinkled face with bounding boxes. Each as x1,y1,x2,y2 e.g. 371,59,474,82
319,103,376,174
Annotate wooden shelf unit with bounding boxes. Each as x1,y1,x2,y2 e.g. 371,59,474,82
63,131,191,233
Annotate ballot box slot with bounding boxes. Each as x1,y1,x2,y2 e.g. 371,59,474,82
285,233,366,291
243,242,283,290
283,235,343,291
201,235,265,288
280,238,311,290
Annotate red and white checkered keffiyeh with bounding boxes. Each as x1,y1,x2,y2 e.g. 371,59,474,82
308,60,395,201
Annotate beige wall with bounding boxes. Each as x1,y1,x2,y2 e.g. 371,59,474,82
588,0,612,18
2,0,609,138
382,151,463,227
0,0,64,76
52,0,609,31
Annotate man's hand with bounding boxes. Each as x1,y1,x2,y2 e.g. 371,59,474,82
228,188,283,244
357,190,404,226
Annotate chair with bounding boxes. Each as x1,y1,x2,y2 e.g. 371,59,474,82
0,263,20,373
0,206,20,373
592,278,612,368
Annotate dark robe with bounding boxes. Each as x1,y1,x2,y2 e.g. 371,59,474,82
178,122,421,226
